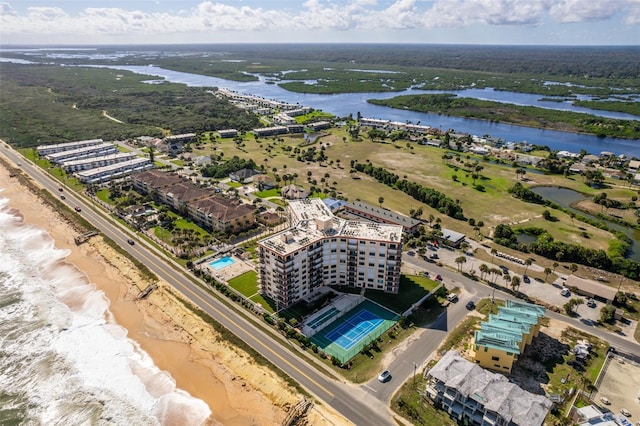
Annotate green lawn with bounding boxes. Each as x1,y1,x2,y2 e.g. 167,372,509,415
365,274,440,314
255,188,280,198
228,270,259,297
226,181,242,188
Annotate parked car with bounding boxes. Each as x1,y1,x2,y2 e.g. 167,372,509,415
407,251,415,256
378,370,391,383
560,288,570,296
74,206,81,212
447,293,458,303
429,253,439,259
435,274,442,281
587,299,596,308
523,275,530,283
466,301,475,310
620,408,631,417
600,397,610,405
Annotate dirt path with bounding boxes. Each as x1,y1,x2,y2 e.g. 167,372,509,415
102,109,124,123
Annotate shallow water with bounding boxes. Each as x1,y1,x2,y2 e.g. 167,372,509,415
0,196,211,425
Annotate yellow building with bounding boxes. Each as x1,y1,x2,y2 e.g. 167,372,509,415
471,300,545,373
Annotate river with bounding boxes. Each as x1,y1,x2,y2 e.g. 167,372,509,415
2,52,640,157
89,64,640,158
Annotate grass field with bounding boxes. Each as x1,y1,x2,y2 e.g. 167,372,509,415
191,128,625,256
228,270,259,297
365,274,440,314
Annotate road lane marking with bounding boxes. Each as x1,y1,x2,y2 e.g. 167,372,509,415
149,267,335,398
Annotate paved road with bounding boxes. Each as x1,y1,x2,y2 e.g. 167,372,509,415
1,147,394,426
6,144,638,423
365,255,640,402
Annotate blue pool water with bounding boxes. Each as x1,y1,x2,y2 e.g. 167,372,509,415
209,256,235,270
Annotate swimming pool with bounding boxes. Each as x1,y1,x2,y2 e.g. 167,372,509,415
209,256,235,270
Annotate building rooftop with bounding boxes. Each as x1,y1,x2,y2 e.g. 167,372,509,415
36,138,103,153
61,152,137,167
45,142,116,161
474,329,522,354
75,157,152,179
429,351,552,426
344,200,421,230
260,199,402,255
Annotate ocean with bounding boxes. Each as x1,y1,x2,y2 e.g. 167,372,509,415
0,194,211,425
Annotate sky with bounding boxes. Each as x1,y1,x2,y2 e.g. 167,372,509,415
0,0,639,46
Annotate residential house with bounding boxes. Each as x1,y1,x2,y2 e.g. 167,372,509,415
253,174,275,190
229,168,262,183
281,184,310,200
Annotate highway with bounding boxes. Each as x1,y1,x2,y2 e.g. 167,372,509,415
0,146,394,425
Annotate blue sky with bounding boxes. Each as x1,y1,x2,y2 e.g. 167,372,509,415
1,0,638,45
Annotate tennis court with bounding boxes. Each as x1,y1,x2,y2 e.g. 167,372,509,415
326,309,384,350
310,299,398,363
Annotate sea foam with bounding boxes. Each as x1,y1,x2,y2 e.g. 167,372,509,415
0,196,211,425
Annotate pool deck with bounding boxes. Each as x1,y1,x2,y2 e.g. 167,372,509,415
205,255,255,281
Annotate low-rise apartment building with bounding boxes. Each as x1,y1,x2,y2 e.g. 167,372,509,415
36,138,104,156
130,170,256,233
75,157,154,184
45,142,118,164
470,300,545,373
426,350,551,426
258,199,402,308
62,152,138,172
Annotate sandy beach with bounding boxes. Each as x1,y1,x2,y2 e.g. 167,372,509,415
0,151,349,426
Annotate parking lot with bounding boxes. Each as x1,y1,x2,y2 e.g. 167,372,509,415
594,355,640,420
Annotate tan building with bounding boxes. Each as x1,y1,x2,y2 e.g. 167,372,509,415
131,170,256,233
258,199,402,308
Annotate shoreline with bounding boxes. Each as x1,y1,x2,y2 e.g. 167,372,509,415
0,153,309,426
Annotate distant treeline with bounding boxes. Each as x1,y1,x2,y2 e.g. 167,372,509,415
0,64,259,147
158,44,640,80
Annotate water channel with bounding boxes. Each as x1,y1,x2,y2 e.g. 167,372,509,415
87,64,640,158
530,186,640,261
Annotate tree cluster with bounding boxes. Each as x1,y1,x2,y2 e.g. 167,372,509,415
201,156,257,178
353,161,465,220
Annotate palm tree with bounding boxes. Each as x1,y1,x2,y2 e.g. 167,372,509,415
378,196,384,207
479,264,489,281
544,267,552,282
491,248,498,263
552,262,559,273
455,256,467,272
524,258,534,275
503,272,511,286
510,276,521,292
570,263,579,274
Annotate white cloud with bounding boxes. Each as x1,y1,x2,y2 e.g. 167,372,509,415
549,0,630,23
424,0,554,27
0,0,637,43
0,2,17,16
